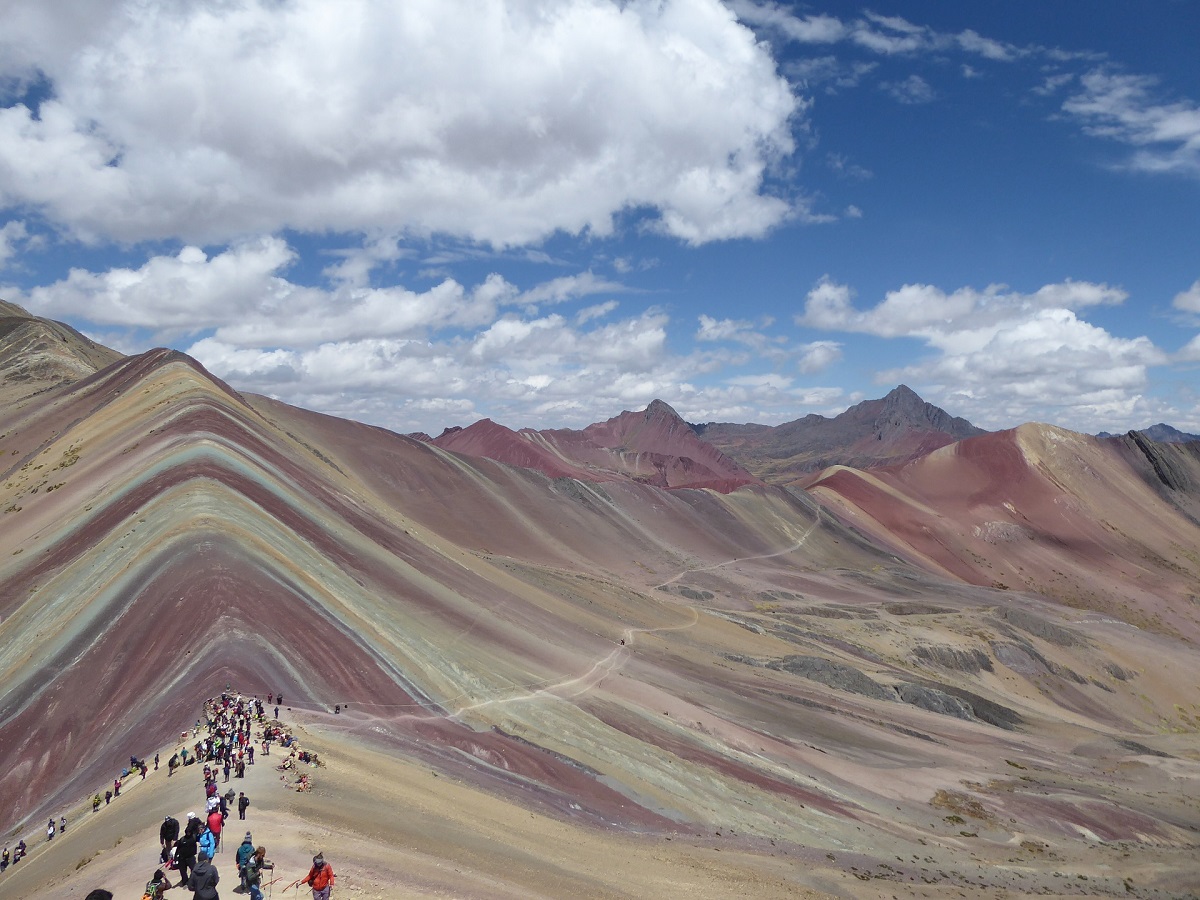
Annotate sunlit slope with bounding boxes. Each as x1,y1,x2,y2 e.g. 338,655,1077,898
805,424,1200,641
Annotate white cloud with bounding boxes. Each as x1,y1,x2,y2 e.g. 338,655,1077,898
795,340,842,374
19,238,296,336
882,74,935,105
956,29,1015,62
18,239,634,348
826,153,872,180
726,2,846,43
798,276,1164,431
1063,70,1200,177
0,0,798,247
518,272,625,308
697,314,755,342
1178,333,1200,363
1033,72,1075,97
1174,279,1200,314
851,13,932,55
0,220,30,268
576,300,618,325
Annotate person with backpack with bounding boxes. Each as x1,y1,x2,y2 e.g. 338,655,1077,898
237,792,250,820
161,815,180,853
198,826,216,863
175,823,199,887
142,867,174,899
186,849,219,899
47,818,55,840
243,846,273,900
206,806,224,851
296,852,334,899
235,832,255,890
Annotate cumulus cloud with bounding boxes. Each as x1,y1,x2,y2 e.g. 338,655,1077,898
1174,279,1200,314
16,238,621,348
0,221,30,268
797,276,1165,430
1063,70,1200,177
795,340,842,374
19,238,297,336
0,0,798,247
186,305,694,433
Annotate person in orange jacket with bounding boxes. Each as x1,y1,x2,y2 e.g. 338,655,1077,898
297,851,334,899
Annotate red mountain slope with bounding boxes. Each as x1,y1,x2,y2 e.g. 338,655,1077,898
430,399,759,491
805,424,1200,641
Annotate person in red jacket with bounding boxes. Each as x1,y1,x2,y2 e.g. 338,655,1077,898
297,852,334,899
206,807,224,852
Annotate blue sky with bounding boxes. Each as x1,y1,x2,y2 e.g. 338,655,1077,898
1,1,1198,435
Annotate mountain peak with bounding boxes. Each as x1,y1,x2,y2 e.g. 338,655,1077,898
644,398,684,421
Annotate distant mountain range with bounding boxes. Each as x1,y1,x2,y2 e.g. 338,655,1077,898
427,398,759,492
693,384,987,483
427,384,988,489
1098,423,1200,443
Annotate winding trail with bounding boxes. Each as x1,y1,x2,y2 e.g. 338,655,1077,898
449,509,824,718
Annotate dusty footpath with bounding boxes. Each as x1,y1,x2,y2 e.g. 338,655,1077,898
3,706,1197,899
0,713,821,900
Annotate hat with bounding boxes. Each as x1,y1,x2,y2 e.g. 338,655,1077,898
187,812,196,819
245,832,253,841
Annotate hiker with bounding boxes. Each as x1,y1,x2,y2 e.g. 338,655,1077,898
143,867,173,899
154,752,160,771
238,792,250,820
114,777,121,797
244,846,273,900
1,846,8,871
235,831,255,890
175,823,198,887
169,752,179,777
161,815,180,852
60,815,67,833
296,852,335,899
198,825,216,862
93,793,102,812
105,788,112,805
207,805,224,849
187,849,219,899
14,839,26,863
47,818,55,840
